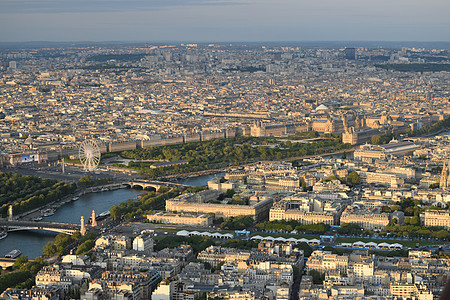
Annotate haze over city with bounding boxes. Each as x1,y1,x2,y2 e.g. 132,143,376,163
1,0,450,42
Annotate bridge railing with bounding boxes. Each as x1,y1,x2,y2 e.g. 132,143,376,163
0,220,80,229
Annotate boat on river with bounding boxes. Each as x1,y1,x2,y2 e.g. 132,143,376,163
5,249,21,259
41,208,56,217
89,211,110,224
0,232,7,240
98,211,110,219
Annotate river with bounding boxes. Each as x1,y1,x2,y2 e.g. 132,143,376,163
0,173,223,259
174,172,225,186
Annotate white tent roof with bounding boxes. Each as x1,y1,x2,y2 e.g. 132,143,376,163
390,243,403,248
177,230,190,236
378,242,390,247
353,241,366,246
251,235,264,240
275,237,287,242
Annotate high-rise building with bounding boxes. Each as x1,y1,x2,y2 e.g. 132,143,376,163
8,61,17,70
344,48,356,60
440,161,450,189
401,47,407,56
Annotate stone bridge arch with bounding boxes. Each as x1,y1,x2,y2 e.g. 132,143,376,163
127,182,159,191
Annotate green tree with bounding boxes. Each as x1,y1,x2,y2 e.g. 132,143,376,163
391,205,401,211
158,186,171,193
371,135,381,145
0,271,32,294
0,172,75,218
72,231,82,240
337,223,363,235
76,240,95,255
13,255,29,269
295,242,313,257
78,175,93,187
110,204,120,220
346,171,361,186
382,206,392,213
42,242,57,256
325,175,340,182
225,189,235,198
228,196,246,205
309,270,325,284
119,136,348,177
434,230,450,239
220,216,254,230
410,216,420,225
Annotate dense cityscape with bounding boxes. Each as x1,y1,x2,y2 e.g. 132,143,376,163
0,42,449,300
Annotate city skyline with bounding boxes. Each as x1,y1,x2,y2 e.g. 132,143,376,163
0,24,450,299
1,0,450,42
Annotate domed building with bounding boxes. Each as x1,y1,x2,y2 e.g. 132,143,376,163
24,136,33,145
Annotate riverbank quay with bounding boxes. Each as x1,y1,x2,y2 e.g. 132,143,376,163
10,183,129,222
0,188,143,259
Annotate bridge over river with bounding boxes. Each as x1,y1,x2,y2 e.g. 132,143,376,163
0,220,81,235
125,180,190,190
0,180,188,235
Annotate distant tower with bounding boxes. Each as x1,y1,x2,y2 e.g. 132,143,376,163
401,47,407,56
355,115,363,129
80,216,86,236
343,127,358,145
91,210,97,227
342,116,349,132
8,61,17,70
61,158,65,174
440,161,450,189
8,205,13,221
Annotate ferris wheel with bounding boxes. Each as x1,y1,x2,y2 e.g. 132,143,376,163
79,140,101,172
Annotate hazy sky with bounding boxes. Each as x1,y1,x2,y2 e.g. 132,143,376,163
0,0,449,42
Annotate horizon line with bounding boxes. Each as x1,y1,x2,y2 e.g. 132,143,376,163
1,40,450,44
